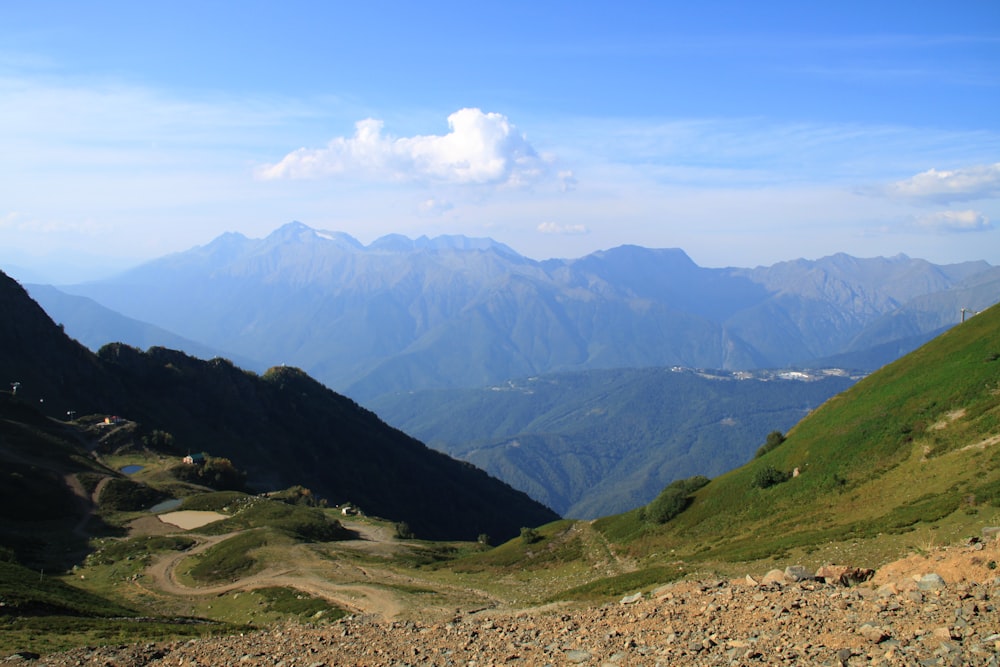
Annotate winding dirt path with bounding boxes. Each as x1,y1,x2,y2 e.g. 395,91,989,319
66,474,111,538
136,520,498,620
140,531,403,617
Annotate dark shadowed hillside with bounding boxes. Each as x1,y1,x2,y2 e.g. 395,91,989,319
0,270,558,542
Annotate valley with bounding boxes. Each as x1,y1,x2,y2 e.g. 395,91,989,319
2,263,1000,664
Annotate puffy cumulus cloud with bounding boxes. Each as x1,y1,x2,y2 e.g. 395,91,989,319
913,210,992,233
886,162,1000,202
257,108,547,186
538,221,589,235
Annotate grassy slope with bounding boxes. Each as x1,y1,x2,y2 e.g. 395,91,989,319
595,303,1000,569
371,368,857,518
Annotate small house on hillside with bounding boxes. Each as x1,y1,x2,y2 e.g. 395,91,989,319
183,452,206,465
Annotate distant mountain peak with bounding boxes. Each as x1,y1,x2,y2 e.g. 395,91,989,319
264,222,364,250
369,232,521,257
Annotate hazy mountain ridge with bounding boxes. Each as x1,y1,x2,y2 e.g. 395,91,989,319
24,284,258,370
51,222,999,402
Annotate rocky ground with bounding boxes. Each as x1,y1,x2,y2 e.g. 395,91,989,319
18,536,1000,667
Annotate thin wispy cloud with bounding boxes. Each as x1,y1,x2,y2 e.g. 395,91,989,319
885,163,1000,203
538,222,589,235
913,210,992,233
417,198,454,216
257,108,550,187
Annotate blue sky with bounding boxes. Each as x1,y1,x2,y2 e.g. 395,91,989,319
1,1,998,281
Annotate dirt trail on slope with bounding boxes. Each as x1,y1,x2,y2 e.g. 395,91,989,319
140,531,404,618
138,519,499,621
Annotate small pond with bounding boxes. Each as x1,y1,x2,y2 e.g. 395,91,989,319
148,498,182,513
120,464,144,475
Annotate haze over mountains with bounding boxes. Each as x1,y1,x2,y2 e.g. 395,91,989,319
371,367,858,518
40,222,999,404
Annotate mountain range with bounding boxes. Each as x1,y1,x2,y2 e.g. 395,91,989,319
3,248,1000,660
41,221,999,403
0,269,557,543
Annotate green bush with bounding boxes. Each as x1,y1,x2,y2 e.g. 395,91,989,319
520,527,542,544
755,431,786,458
752,465,792,489
642,476,710,524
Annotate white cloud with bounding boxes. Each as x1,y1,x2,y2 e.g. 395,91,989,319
257,108,548,186
537,221,589,235
885,163,1000,202
913,210,993,233
558,170,578,192
417,198,454,215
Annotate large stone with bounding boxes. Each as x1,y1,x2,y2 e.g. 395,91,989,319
918,573,947,591
619,592,643,605
761,569,786,585
784,565,814,582
858,623,889,643
815,564,849,582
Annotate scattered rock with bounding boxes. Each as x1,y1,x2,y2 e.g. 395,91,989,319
858,623,890,643
839,567,875,586
918,573,947,591
31,538,1000,667
761,569,786,585
783,565,813,582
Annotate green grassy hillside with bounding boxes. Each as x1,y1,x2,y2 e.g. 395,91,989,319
594,303,1000,568
372,368,857,518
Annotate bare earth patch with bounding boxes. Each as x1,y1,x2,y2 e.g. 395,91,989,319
157,510,227,530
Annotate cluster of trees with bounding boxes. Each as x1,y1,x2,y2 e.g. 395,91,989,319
172,455,247,491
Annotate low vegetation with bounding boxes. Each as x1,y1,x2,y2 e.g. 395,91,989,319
187,529,276,583
196,494,351,543
641,475,709,524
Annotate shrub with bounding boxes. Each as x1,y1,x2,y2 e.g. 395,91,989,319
520,527,542,544
394,522,415,539
755,431,786,458
642,475,710,524
752,465,792,489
